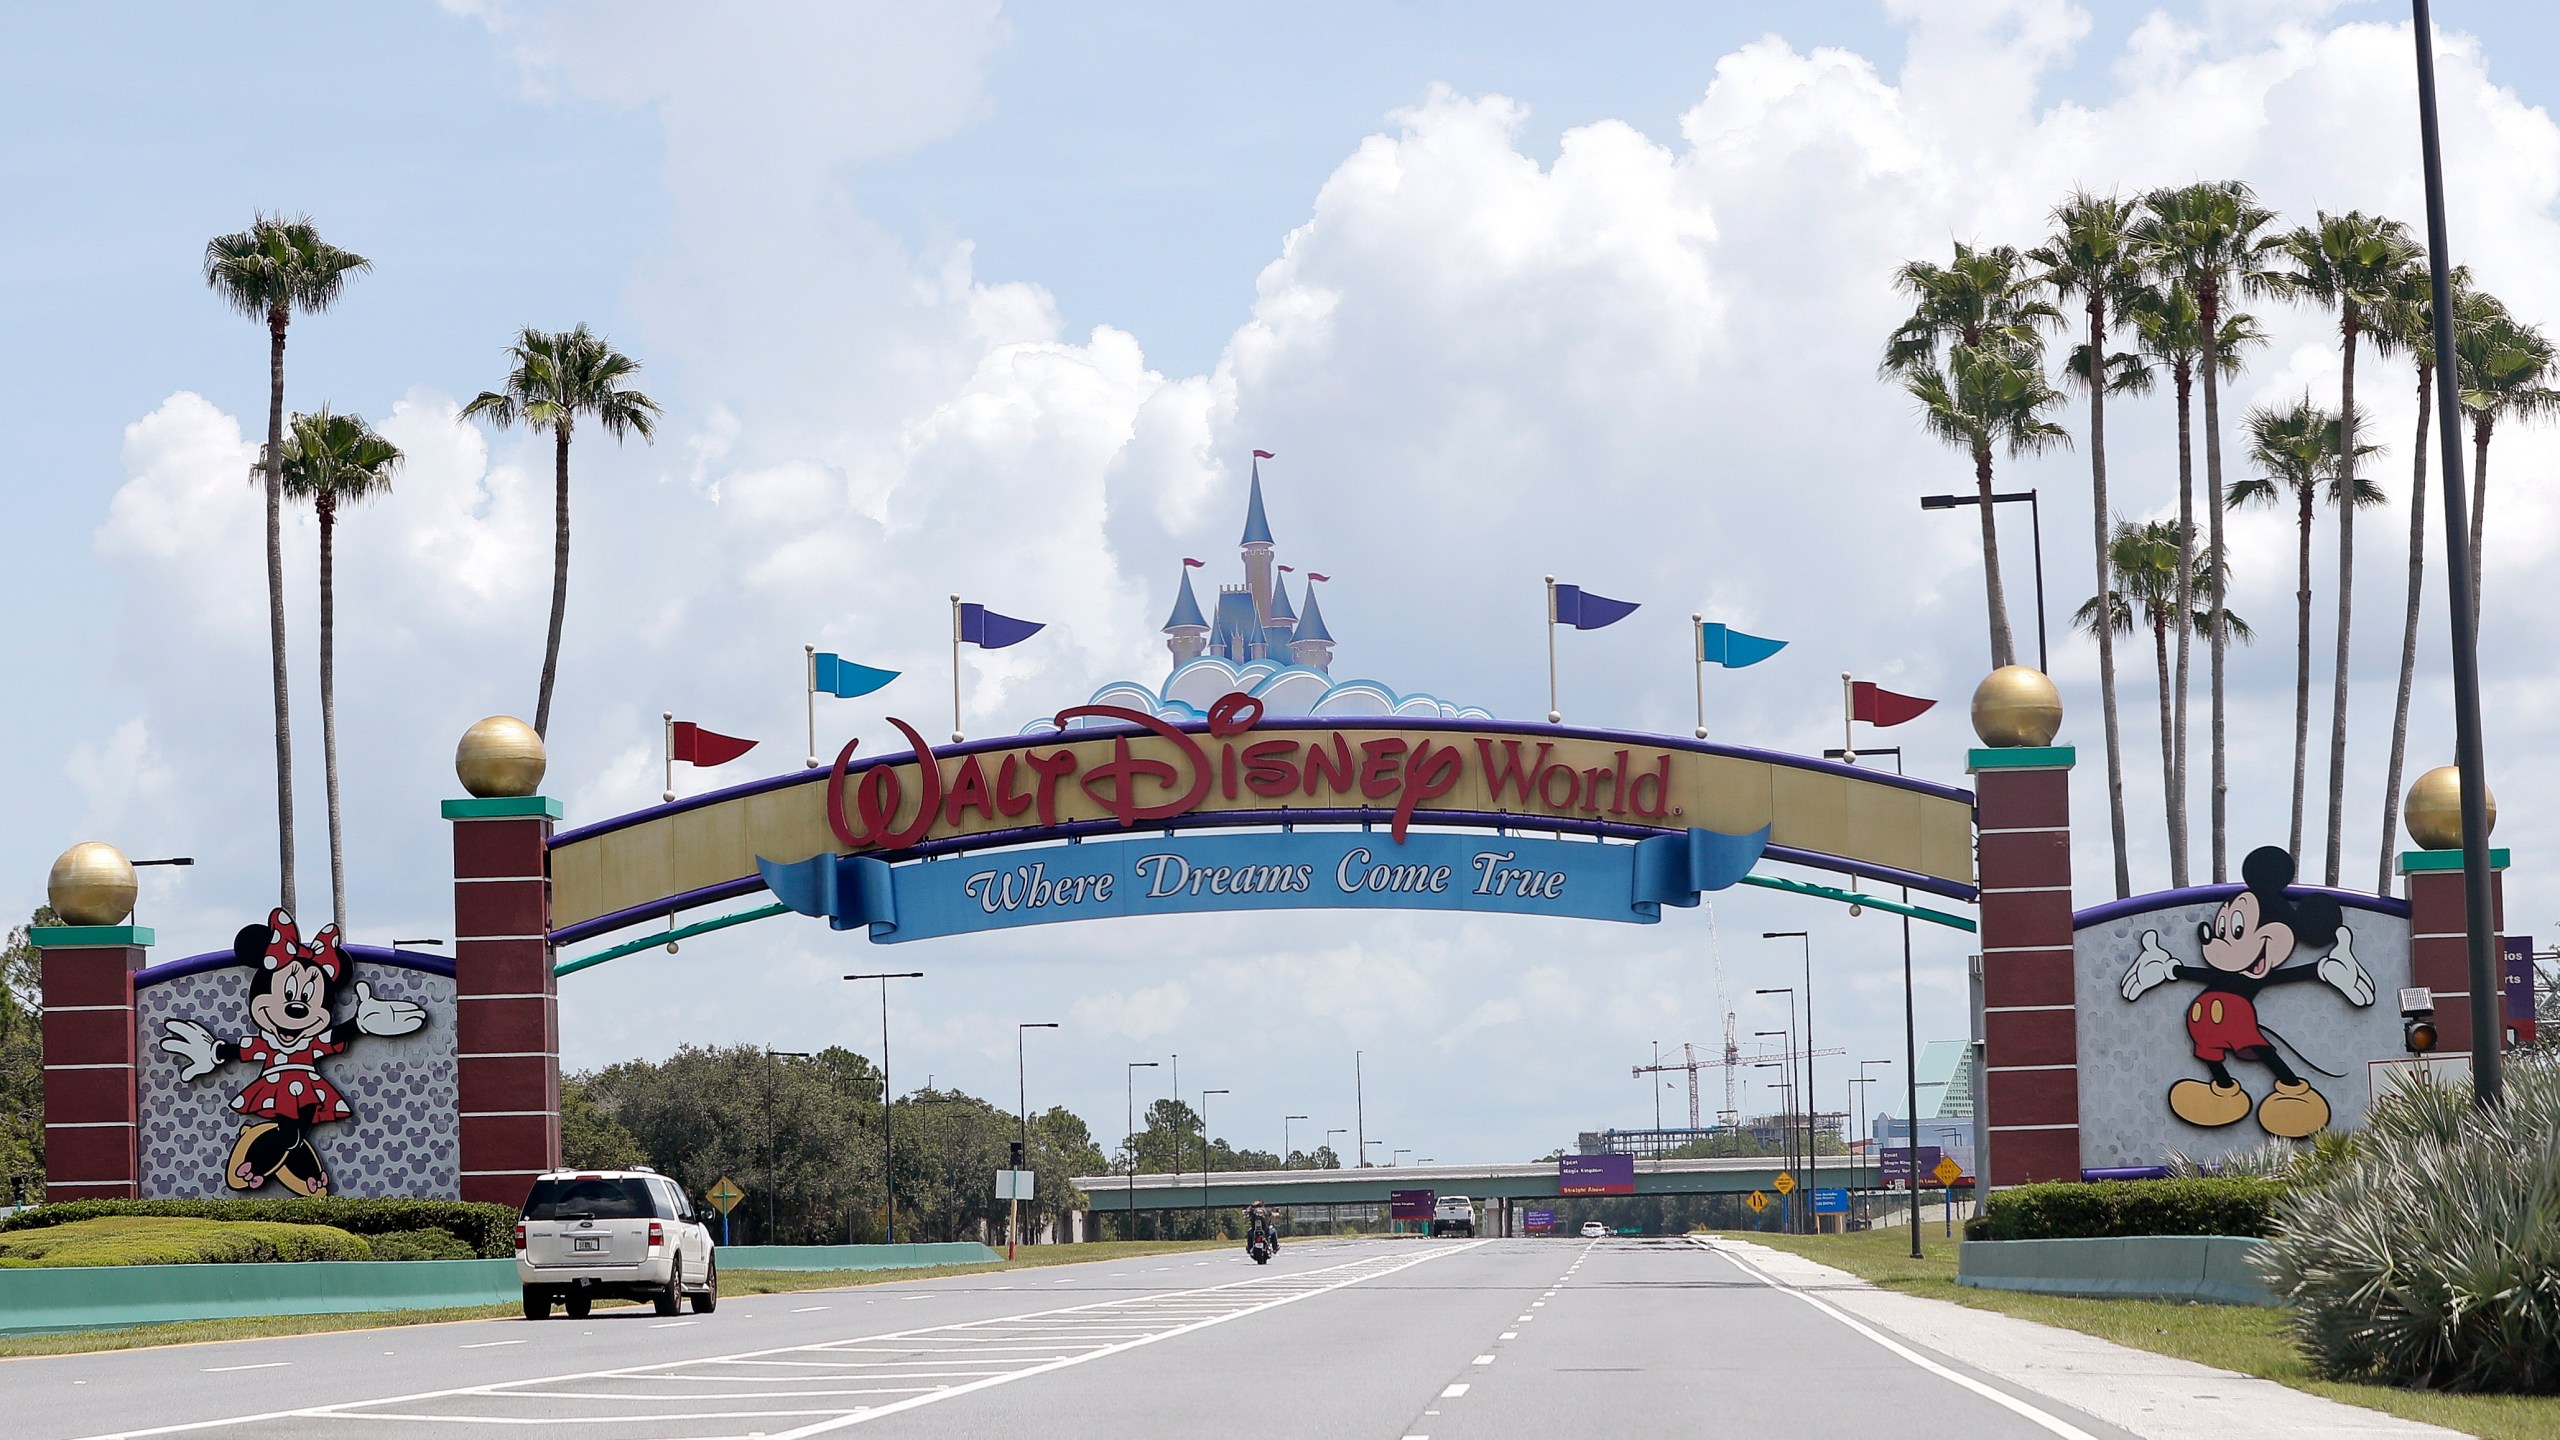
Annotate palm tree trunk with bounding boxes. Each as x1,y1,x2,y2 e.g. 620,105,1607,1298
2468,414,2492,628
1974,441,2016,669
2170,364,2196,887
2290,484,2313,863
535,422,574,738
318,494,345,928
2088,300,2130,898
2323,325,2359,886
2153,613,2175,825
2200,291,2231,882
264,307,297,914
2379,367,2430,894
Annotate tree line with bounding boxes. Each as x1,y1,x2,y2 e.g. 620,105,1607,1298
1888,182,2550,896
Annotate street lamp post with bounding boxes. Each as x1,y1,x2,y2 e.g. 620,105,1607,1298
1823,743,1928,1254
1125,1061,1159,1240
843,971,924,1243
1752,1060,1792,1231
1013,1022,1059,1259
1283,1115,1309,1168
1201,1089,1228,1219
1354,1051,1367,1167
1921,491,2047,672
1765,932,1814,1227
1857,1058,1891,1226
1755,989,1800,1232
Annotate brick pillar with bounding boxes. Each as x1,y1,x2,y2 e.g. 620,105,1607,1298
2399,848,2508,1059
445,795,562,1206
33,925,154,1201
1969,746,2079,1187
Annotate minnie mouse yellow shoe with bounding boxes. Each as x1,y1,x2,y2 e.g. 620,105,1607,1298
2256,1080,2330,1138
2168,1078,2251,1127
226,1123,281,1190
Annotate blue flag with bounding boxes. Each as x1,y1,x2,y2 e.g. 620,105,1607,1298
813,652,900,698
958,603,1044,650
1699,622,1787,668
1552,583,1640,631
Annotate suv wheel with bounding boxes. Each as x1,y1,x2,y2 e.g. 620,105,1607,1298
521,1286,551,1321
690,1254,718,1314
654,1259,685,1317
563,1289,592,1320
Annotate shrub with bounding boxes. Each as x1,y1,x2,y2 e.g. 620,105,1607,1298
0,1216,371,1266
363,1227,480,1262
0,1198,517,1258
1981,1177,2286,1240
2256,1051,2560,1393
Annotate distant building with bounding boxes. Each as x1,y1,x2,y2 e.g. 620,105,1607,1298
1869,1039,1977,1178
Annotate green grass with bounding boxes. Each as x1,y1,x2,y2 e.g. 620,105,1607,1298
1715,1229,2559,1440
0,1216,372,1267
0,1237,1245,1359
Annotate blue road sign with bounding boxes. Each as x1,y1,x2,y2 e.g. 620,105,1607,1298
1811,1187,1849,1214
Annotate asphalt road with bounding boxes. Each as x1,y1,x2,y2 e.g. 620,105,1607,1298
10,1237,2140,1440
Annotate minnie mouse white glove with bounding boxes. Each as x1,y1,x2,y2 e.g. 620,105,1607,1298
2318,927,2376,1007
160,1019,221,1081
2120,929,2178,1000
353,982,426,1036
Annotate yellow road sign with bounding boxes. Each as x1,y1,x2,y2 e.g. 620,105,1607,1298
1933,1155,1965,1186
1746,1190,1769,1214
707,1175,746,1215
1772,1171,1796,1195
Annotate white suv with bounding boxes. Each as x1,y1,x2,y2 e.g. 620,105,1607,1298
516,1169,717,1320
1429,1194,1476,1237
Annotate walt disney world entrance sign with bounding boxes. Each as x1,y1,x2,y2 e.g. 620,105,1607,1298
547,696,1979,949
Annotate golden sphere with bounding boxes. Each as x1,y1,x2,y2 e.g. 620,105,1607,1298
2403,765,2493,850
1971,665,2063,747
48,842,137,926
456,716,547,798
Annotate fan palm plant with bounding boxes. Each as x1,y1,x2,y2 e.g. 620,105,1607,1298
2075,519,2251,861
2275,212,2420,884
2124,281,2263,886
274,410,403,928
2134,182,2284,882
1881,243,2065,668
2231,398,2382,864
460,325,663,738
2033,192,2150,900
202,216,371,911
2453,295,2559,626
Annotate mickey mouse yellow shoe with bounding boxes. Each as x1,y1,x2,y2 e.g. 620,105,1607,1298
2168,1078,2251,1127
2256,1080,2331,1138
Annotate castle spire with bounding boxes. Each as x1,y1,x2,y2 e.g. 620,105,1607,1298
1240,454,1276,627
1289,580,1334,672
1163,563,1209,666
1241,457,1275,546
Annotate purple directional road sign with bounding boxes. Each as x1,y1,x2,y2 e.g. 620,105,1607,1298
1524,1208,1556,1232
1559,1154,1635,1196
1389,1189,1436,1221
1879,1146,1942,1187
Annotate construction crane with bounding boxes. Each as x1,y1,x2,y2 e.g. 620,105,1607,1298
1709,902,1737,1126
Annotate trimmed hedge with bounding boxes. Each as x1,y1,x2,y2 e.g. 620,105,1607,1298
1981,1178,2285,1240
0,1198,518,1258
0,1216,373,1267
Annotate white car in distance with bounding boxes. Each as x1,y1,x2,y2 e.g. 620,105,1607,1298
516,1169,717,1320
1429,1194,1476,1237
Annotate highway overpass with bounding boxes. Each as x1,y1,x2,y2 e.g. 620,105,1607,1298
1071,1155,1883,1211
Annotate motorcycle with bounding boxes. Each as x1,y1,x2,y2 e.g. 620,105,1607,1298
1246,1222,1275,1264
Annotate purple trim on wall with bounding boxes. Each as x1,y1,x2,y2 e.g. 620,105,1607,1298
547,715,1977,851
2072,884,2410,931
135,944,458,990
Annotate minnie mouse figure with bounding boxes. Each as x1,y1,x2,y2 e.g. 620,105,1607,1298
2120,846,2375,1137
157,909,426,1195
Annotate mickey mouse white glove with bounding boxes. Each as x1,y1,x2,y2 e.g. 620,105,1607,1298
2318,927,2376,1007
353,982,426,1037
159,1019,221,1081
2121,929,2178,1000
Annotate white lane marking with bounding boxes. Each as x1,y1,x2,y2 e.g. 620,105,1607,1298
1696,1240,2104,1440
1472,1354,1494,1365
70,1244,1485,1440
649,1320,695,1328
791,1306,831,1313
199,1363,290,1374
460,1341,526,1350
1500,1331,1518,1339
1440,1383,1469,1397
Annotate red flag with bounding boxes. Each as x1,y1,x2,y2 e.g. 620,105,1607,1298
671,721,758,767
1252,449,1275,459
1181,557,1206,568
1307,573,1331,582
1850,681,1935,727
1278,564,1295,573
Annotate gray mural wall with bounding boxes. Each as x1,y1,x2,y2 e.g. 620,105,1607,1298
2074,890,2412,1171
135,961,460,1200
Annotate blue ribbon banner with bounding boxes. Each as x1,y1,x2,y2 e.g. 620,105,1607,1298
759,825,1767,944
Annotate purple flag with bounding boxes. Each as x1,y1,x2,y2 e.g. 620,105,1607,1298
958,602,1044,649
1552,583,1639,631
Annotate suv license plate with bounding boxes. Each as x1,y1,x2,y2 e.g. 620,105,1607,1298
573,1236,602,1253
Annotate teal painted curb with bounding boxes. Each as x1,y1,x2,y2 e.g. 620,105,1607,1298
0,1259,519,1335
717,1242,1003,1271
1957,1236,2276,1307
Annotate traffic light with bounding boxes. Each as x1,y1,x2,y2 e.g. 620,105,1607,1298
2399,987,2438,1056
1009,1140,1026,1170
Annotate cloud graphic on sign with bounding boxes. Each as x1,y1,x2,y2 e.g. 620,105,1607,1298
1034,657,1494,734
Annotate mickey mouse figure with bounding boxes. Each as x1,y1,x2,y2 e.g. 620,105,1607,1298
2119,846,2376,1137
158,909,426,1195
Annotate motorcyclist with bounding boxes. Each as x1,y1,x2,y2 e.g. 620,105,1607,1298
1246,1199,1277,1251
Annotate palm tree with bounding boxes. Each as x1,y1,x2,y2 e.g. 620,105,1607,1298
274,410,403,929
2453,295,2558,626
2134,181,2284,881
2231,398,2383,863
2033,192,2149,900
1882,243,2065,668
2124,280,2263,886
2075,519,2253,860
460,325,663,738
2275,212,2420,884
203,216,371,911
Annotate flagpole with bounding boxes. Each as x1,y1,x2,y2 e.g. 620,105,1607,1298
950,594,965,744
805,644,819,769
1692,613,1707,739
1840,674,1856,767
662,711,676,803
1545,575,1561,724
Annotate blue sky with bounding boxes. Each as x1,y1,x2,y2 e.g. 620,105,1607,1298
7,1,2560,1165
